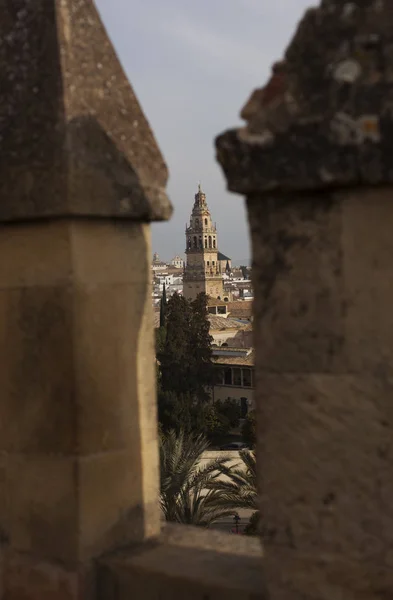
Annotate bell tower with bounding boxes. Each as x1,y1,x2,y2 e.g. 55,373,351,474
183,185,224,301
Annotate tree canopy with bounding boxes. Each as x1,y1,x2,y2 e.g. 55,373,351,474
158,292,214,402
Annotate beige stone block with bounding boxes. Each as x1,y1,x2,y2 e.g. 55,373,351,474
342,188,393,374
257,373,393,564
71,221,151,286
263,549,393,600
4,551,95,600
78,450,159,560
249,194,346,374
0,269,157,457
7,455,78,562
6,448,160,563
73,280,156,455
0,453,8,545
102,525,265,600
0,221,72,290
0,286,75,454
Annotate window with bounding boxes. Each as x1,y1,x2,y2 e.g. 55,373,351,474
217,305,226,315
224,368,232,385
212,261,215,266
204,238,207,248
233,368,242,386
205,218,208,226
193,236,197,248
208,236,212,248
207,261,210,266
195,218,199,226
213,238,216,248
242,369,252,387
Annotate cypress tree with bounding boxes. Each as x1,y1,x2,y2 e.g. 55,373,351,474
159,283,167,328
189,293,215,400
158,292,192,396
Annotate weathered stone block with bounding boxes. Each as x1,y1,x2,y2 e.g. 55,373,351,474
101,524,265,600
216,1,393,597
0,0,171,222
216,1,393,196
3,552,95,600
0,283,75,454
0,219,160,564
7,454,78,561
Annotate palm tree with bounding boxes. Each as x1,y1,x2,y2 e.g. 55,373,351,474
209,450,259,534
159,429,238,527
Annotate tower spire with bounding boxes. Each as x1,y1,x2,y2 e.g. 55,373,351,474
184,185,223,301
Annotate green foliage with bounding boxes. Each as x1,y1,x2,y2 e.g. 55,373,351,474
158,292,214,403
158,391,207,436
244,510,260,536
158,293,192,396
160,429,237,526
160,431,261,531
242,410,256,448
189,293,215,397
156,293,241,442
218,399,241,429
159,284,167,328
204,403,230,439
203,400,241,440
208,450,258,512
155,326,166,356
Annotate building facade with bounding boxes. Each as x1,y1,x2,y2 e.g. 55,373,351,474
212,347,255,417
183,185,224,301
170,255,184,269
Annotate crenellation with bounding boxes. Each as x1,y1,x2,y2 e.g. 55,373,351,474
217,0,393,598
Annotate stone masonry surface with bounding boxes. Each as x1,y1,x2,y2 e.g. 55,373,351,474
0,0,172,222
216,0,393,195
217,0,393,598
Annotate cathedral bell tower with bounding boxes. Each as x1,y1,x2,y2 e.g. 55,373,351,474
183,185,224,301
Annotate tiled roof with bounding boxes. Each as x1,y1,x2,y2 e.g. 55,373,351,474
212,350,255,367
207,298,227,307
227,301,253,318
208,315,246,331
217,251,231,261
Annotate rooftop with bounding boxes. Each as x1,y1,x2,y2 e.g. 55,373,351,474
227,301,253,318
217,251,231,261
208,315,248,331
212,348,255,367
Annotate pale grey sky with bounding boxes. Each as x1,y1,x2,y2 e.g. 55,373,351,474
95,0,314,263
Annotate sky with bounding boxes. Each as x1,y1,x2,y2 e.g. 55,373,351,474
95,0,314,263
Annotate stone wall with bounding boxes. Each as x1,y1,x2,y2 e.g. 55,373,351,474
2,0,393,598
217,1,393,597
0,1,263,598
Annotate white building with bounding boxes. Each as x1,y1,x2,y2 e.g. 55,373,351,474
211,347,255,417
170,255,184,269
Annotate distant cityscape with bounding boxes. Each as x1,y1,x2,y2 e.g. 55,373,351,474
152,185,255,422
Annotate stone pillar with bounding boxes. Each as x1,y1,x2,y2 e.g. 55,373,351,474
0,1,171,597
217,1,393,598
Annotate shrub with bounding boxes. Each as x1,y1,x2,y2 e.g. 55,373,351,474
242,410,256,447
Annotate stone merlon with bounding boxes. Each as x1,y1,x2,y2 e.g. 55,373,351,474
0,0,172,222
216,0,393,196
